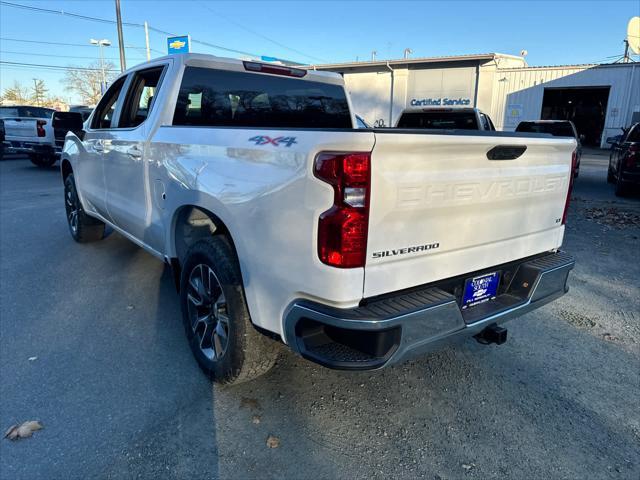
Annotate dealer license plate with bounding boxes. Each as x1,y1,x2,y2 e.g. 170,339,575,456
462,271,500,309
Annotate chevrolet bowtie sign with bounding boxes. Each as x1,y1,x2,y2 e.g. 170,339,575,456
167,35,190,54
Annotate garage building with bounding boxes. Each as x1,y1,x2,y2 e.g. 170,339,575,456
312,54,640,148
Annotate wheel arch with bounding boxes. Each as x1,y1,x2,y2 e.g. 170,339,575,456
170,204,239,265
61,158,73,181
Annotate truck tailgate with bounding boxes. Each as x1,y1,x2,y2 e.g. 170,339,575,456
3,118,38,140
364,131,575,298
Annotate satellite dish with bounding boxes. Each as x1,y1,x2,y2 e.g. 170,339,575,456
520,49,528,57
628,16,640,54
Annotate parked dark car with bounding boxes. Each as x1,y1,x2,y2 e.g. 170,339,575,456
516,120,582,177
608,123,639,196
69,105,94,121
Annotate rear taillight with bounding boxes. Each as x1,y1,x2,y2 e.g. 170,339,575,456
314,152,371,268
36,120,46,137
562,149,577,225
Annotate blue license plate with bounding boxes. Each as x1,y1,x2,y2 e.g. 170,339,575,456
462,271,500,309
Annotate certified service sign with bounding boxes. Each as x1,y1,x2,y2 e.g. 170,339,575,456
167,35,190,54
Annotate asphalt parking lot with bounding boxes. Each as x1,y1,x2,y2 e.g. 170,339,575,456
1,152,639,479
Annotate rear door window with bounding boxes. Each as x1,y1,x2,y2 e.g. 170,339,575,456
118,66,165,128
91,77,127,130
172,66,351,128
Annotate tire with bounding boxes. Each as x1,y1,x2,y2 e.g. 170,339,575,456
180,237,279,384
30,154,57,168
614,175,629,197
64,174,105,242
607,168,615,183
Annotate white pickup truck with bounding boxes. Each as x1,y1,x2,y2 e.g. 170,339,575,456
0,105,62,167
58,53,576,384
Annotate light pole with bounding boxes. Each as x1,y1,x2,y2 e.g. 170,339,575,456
90,38,111,93
115,0,126,71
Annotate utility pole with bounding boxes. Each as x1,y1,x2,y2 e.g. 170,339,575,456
144,21,151,61
115,0,126,71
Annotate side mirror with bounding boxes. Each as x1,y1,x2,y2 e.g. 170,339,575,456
52,112,85,140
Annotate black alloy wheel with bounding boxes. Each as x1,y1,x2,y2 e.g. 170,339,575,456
186,263,230,361
65,180,80,236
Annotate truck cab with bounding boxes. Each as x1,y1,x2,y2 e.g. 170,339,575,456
395,107,496,131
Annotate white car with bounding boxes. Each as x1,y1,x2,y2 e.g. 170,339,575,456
57,53,576,384
0,105,61,167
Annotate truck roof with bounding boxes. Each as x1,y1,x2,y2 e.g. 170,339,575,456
125,53,345,86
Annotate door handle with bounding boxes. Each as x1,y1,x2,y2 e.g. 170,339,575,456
127,146,143,159
486,145,527,160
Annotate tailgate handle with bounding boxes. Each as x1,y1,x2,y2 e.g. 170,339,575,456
487,145,527,160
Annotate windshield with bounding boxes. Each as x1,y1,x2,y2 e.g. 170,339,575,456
397,111,479,129
516,122,575,137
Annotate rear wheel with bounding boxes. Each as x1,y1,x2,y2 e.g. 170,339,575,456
30,154,57,168
614,166,630,197
180,237,279,384
64,174,105,242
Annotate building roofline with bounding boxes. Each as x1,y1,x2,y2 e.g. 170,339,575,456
307,53,524,70
497,61,639,71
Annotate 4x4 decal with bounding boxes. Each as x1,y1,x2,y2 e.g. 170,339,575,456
248,135,297,147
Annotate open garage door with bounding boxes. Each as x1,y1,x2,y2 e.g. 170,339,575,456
541,87,610,146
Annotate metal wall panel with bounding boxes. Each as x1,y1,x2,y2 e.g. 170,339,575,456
491,64,639,147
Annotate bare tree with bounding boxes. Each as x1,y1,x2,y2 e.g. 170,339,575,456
31,79,48,106
1,80,31,104
63,62,117,105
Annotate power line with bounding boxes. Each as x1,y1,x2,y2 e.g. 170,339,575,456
0,49,145,61
0,60,119,72
0,1,141,27
196,1,327,63
0,1,271,59
0,36,164,54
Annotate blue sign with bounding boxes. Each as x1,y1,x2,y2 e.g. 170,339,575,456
410,97,471,106
167,35,190,54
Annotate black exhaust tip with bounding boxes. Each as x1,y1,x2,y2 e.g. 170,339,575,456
474,324,508,345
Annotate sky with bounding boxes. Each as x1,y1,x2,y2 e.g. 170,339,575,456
0,0,638,104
